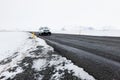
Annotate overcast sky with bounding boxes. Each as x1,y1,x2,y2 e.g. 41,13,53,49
0,0,120,30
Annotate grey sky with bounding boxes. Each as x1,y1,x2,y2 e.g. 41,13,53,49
0,0,120,30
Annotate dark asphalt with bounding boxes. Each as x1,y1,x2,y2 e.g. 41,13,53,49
35,33,120,80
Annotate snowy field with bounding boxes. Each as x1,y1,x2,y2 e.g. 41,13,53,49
0,32,95,80
50,26,120,37
0,32,28,61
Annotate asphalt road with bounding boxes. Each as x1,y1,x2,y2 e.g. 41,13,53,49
35,33,120,80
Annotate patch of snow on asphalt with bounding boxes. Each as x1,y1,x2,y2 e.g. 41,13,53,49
49,55,95,80
0,32,95,80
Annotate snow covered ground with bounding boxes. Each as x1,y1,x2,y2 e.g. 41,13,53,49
50,26,120,37
0,32,28,61
0,32,95,80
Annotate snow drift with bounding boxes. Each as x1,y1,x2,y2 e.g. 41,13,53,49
0,32,95,80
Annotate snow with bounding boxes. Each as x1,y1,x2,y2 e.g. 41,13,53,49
32,59,47,71
49,56,95,80
0,32,28,61
0,31,50,79
32,54,95,80
63,64,92,79
80,29,120,37
0,31,95,80
0,67,23,80
51,26,120,37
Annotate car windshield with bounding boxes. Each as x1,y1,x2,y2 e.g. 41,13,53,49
44,27,48,29
40,27,49,30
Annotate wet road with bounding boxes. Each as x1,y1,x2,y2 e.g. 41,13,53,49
35,33,120,80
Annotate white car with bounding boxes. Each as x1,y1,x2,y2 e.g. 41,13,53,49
39,27,51,35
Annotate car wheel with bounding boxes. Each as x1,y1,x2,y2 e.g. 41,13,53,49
39,33,41,36
48,32,51,35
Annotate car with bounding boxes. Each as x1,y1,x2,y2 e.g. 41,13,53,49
39,27,51,36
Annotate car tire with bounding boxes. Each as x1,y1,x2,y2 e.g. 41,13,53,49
48,32,51,36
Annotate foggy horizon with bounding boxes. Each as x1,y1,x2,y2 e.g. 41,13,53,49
0,0,120,30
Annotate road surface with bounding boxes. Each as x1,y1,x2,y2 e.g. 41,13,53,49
35,33,120,80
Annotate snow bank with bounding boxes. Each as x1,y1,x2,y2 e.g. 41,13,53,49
0,31,95,80
32,55,95,80
0,31,51,79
